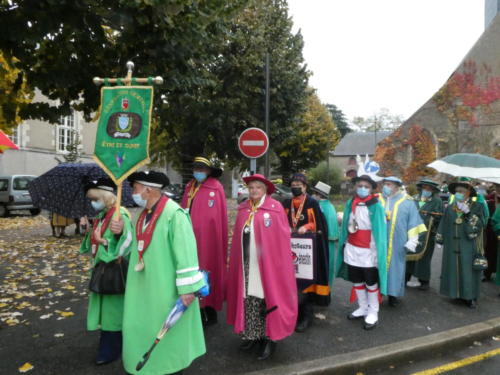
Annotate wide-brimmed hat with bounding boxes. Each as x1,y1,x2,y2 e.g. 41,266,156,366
193,156,223,178
448,177,476,197
352,175,377,189
243,174,276,194
84,177,116,194
383,176,403,186
311,181,331,198
416,179,440,192
128,170,170,189
290,173,308,186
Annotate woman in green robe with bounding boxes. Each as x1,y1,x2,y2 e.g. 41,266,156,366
80,178,134,365
437,178,486,308
406,179,444,290
491,202,500,287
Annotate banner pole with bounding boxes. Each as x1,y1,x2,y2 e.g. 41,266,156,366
115,183,122,220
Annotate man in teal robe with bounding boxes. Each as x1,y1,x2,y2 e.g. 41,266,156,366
311,181,339,286
111,171,206,375
491,201,500,289
379,177,426,307
437,178,486,308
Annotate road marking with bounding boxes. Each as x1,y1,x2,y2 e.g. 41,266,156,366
242,140,264,146
410,348,500,375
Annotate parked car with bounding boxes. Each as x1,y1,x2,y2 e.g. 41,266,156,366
0,175,41,217
236,182,292,205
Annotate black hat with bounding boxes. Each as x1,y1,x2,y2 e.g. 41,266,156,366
193,156,223,178
84,177,116,193
127,170,170,189
416,179,440,192
448,177,476,197
290,173,308,186
352,175,377,189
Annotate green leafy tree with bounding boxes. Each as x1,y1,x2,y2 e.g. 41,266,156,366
325,103,351,138
352,107,404,132
307,161,342,195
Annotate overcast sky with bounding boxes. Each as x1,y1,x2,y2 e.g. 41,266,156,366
287,0,485,122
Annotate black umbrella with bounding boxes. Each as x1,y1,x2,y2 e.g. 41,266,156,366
28,163,134,218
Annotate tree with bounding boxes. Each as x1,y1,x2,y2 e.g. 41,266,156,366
325,103,351,138
274,89,340,176
0,52,33,132
352,108,404,132
307,161,342,195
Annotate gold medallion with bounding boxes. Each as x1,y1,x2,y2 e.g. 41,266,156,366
455,217,463,225
134,257,145,272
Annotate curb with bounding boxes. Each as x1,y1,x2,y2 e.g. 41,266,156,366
244,317,500,375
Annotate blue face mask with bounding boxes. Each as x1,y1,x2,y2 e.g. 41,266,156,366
91,200,105,212
356,187,370,198
382,185,393,197
133,193,147,207
421,190,432,198
455,193,465,202
193,171,207,183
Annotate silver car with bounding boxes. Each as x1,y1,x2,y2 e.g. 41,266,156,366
0,175,40,216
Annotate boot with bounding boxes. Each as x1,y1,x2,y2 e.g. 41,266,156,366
364,284,380,330
418,280,430,291
257,339,276,360
348,283,368,320
295,299,313,333
96,330,122,365
388,295,399,307
239,339,257,351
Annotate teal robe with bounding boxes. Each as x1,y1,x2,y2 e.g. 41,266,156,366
318,199,339,286
380,193,426,297
407,194,444,282
123,198,206,375
80,206,134,331
437,200,486,300
491,204,500,286
336,196,388,295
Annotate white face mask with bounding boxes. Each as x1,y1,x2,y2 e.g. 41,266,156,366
132,192,147,207
91,200,105,211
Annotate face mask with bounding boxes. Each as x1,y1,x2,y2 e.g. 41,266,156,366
133,192,147,207
193,171,207,182
91,200,105,211
382,185,393,197
356,187,370,198
455,193,465,202
421,190,432,198
291,187,303,197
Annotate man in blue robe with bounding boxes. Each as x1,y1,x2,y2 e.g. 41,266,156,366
379,177,427,306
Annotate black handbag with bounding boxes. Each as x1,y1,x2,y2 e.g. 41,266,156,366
472,233,488,271
89,258,128,295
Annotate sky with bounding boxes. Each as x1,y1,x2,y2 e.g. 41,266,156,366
287,0,485,122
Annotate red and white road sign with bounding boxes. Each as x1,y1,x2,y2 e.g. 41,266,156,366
238,127,269,159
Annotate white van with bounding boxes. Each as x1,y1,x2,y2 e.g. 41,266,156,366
0,175,40,216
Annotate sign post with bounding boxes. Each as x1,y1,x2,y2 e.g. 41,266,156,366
92,61,163,218
238,127,269,175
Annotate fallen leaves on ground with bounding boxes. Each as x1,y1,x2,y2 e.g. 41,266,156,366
0,215,48,231
18,363,34,373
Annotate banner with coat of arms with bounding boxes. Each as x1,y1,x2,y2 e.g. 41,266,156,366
93,86,153,184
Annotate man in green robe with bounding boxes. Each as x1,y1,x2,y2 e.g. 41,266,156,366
406,179,444,291
80,178,134,365
112,171,206,375
437,178,486,308
491,200,500,289
311,181,339,286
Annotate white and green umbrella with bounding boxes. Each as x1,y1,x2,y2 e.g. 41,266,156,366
427,153,500,184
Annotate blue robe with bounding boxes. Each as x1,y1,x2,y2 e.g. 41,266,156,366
380,193,426,297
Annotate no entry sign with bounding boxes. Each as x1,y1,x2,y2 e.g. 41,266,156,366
238,127,269,159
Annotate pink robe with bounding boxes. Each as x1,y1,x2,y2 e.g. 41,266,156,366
226,196,298,341
181,177,228,310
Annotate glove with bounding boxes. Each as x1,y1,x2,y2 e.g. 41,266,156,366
457,202,470,214
404,236,419,253
434,243,443,252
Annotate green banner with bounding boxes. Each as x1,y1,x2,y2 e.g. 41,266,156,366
93,86,153,183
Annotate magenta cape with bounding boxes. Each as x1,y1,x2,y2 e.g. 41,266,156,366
181,177,228,310
226,196,298,341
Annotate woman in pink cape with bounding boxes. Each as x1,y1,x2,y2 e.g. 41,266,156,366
181,156,228,326
226,174,298,360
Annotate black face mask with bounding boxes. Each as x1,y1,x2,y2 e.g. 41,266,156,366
291,187,303,197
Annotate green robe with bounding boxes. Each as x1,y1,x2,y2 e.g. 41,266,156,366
80,206,134,331
407,194,444,281
437,200,486,300
123,198,206,375
491,205,500,286
318,199,339,286
335,197,388,295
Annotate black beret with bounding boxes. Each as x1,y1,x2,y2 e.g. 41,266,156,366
127,170,170,189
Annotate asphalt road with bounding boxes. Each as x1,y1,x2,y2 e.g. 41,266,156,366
1,213,500,375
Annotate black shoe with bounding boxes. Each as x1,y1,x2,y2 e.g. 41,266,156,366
257,339,276,360
418,281,430,291
347,312,365,320
295,316,311,333
388,296,399,307
363,321,378,330
466,299,477,309
201,307,218,327
239,339,257,351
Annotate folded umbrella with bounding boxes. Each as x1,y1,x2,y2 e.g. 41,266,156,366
27,162,134,218
427,153,500,184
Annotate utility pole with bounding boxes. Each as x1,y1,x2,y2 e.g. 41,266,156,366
264,53,270,177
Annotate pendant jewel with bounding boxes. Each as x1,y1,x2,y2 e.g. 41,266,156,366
134,257,145,272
